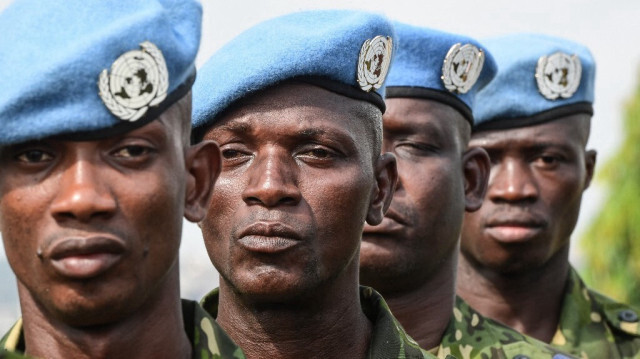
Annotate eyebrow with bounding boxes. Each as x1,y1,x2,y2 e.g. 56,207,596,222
216,122,252,134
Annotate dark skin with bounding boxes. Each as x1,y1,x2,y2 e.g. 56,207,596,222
458,114,596,342
359,98,490,349
0,94,221,359
200,83,397,359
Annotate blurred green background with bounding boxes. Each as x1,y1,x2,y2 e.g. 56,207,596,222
581,73,640,309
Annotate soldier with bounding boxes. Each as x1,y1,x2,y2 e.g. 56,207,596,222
0,1,243,358
191,10,438,359
458,34,640,358
359,22,576,358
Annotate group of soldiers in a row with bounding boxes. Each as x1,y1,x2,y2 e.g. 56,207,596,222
0,0,638,358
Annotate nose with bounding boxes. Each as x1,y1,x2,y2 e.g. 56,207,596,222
242,149,301,207
50,160,117,223
487,158,538,204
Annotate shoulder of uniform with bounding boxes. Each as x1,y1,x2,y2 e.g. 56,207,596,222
0,319,23,353
449,298,578,358
589,289,640,336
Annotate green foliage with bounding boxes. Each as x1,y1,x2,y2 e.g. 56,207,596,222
581,74,640,308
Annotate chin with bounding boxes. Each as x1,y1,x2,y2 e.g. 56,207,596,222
228,269,321,304
49,298,133,327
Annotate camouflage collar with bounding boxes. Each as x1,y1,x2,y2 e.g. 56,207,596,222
0,299,244,359
202,286,437,359
437,296,575,358
553,267,640,358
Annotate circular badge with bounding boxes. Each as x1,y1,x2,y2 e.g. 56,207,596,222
441,43,484,94
357,36,393,92
536,52,582,100
99,41,168,122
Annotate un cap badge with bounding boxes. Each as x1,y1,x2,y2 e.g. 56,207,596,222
441,43,484,94
99,41,169,122
357,36,393,92
536,52,582,100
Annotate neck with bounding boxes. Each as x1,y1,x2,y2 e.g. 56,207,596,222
19,268,191,359
456,246,570,342
380,251,456,350
217,266,372,359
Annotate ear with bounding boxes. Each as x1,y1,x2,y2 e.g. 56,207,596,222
462,146,490,212
366,152,397,225
183,140,221,223
583,149,597,190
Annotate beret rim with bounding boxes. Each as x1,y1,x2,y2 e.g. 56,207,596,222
386,86,473,125
472,101,593,133
191,77,386,144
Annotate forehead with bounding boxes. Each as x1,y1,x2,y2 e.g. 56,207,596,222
470,115,586,149
208,83,378,142
382,97,470,136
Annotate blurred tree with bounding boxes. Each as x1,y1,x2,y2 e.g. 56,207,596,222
581,74,640,308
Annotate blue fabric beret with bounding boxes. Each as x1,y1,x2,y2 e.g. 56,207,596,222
192,9,396,137
385,22,497,125
474,33,595,131
0,0,202,145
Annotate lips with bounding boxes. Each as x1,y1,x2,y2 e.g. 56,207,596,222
237,222,301,254
46,236,126,279
363,207,408,237
484,215,547,243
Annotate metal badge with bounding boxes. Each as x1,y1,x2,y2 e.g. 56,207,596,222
536,52,582,100
357,35,393,92
441,43,485,94
99,41,169,122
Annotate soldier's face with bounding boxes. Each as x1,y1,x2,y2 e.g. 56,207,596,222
360,98,486,292
0,107,216,326
461,115,596,274
201,83,393,302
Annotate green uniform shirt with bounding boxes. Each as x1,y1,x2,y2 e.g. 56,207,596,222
201,286,447,359
436,297,576,359
550,267,640,359
0,299,245,359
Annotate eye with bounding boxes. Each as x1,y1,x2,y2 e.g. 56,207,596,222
112,145,152,158
298,147,338,160
15,149,54,163
222,149,242,159
533,154,563,168
219,145,252,167
307,148,331,158
395,141,439,155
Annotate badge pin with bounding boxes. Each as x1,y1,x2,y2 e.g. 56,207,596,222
99,41,169,122
536,52,582,100
357,36,393,92
441,43,484,94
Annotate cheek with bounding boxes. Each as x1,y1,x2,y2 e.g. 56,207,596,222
303,171,371,256
119,171,184,265
0,184,52,275
406,161,465,229
200,175,243,260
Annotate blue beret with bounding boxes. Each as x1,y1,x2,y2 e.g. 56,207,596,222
192,10,396,136
474,33,595,131
0,0,202,145
385,22,497,125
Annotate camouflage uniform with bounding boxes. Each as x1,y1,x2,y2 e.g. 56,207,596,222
0,300,245,359
201,286,447,359
549,267,640,359
436,296,576,359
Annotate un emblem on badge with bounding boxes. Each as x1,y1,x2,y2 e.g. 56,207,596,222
442,43,484,94
536,52,582,100
99,41,169,122
357,36,393,92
